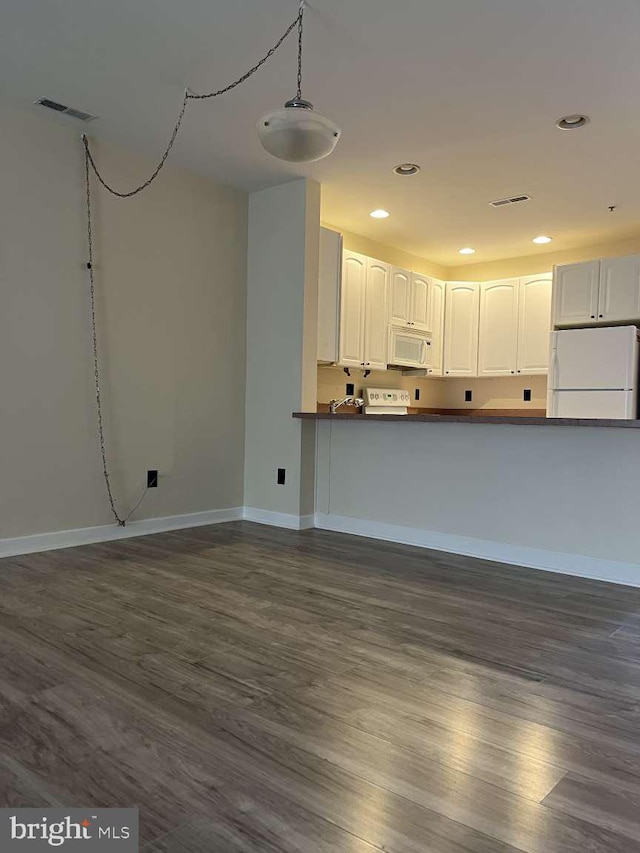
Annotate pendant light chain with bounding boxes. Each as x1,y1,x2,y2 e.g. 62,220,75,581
83,6,303,196
297,0,304,100
82,5,305,525
84,150,126,526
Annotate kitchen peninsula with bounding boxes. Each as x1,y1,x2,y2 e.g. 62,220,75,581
294,411,640,428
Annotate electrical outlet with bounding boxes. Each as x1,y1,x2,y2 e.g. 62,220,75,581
147,470,158,488
523,389,532,402
465,390,473,402
415,388,420,401
277,468,286,485
346,382,355,396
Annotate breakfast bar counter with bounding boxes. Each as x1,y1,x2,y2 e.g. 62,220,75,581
293,412,640,429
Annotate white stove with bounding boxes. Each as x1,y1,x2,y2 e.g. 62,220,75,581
364,388,411,415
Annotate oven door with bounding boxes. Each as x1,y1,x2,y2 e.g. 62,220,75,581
388,327,432,368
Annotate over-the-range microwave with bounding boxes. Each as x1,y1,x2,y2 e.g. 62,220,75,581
388,325,432,369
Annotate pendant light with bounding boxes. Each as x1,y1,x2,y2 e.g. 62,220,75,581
257,1,341,163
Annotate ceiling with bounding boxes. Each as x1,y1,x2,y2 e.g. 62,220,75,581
3,0,640,265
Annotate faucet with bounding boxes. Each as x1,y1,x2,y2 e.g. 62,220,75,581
329,396,364,414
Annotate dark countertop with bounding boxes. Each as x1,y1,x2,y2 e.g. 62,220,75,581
293,412,640,429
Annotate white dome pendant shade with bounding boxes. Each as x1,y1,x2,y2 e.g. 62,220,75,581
258,97,340,163
257,2,340,163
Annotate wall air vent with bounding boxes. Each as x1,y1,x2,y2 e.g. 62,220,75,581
489,194,531,207
35,98,97,122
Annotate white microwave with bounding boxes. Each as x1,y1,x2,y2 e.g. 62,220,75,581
388,325,432,369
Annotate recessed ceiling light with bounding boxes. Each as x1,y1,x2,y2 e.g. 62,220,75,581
556,114,589,130
370,209,390,219
532,235,553,244
458,247,476,255
393,163,421,176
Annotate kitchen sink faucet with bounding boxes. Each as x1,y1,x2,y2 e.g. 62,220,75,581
329,396,364,414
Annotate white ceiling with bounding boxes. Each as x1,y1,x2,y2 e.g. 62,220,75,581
3,0,640,265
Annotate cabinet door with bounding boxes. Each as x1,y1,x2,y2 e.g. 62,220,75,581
553,261,600,325
338,251,366,367
477,279,519,376
598,255,640,322
364,259,389,369
428,278,446,376
389,267,411,326
318,228,342,363
516,274,552,375
410,273,431,331
444,282,480,377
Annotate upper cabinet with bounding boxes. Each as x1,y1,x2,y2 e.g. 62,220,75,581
517,275,553,375
598,255,640,322
444,283,480,376
317,227,342,363
389,267,412,326
428,278,446,376
339,251,388,370
410,273,431,330
364,259,390,369
553,261,599,325
553,256,640,326
389,267,431,331
339,251,366,367
477,279,519,376
477,275,552,377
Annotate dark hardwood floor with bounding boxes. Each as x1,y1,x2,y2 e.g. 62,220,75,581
1,521,640,851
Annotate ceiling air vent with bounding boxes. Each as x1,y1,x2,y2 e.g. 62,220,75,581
489,194,531,207
35,98,97,122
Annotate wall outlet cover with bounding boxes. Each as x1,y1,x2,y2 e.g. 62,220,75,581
147,470,158,488
346,382,355,396
465,390,473,402
524,389,532,402
277,468,286,485
415,388,420,401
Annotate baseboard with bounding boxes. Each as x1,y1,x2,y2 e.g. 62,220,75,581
243,507,315,530
0,507,244,559
314,513,640,589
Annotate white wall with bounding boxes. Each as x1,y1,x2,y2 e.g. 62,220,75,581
316,420,640,584
0,106,247,540
244,179,320,521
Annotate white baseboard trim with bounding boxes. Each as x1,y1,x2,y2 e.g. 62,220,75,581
314,513,640,589
0,507,244,559
243,507,315,530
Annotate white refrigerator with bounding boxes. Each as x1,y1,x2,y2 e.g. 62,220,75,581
547,325,640,419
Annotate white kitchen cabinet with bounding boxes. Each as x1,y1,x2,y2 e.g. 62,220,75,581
339,251,366,368
389,268,412,326
553,255,640,326
410,273,430,331
444,282,480,376
476,275,552,377
598,255,640,322
552,261,600,325
339,252,388,369
517,274,552,374
428,278,446,375
317,227,342,363
389,268,430,331
477,279,519,376
363,259,390,369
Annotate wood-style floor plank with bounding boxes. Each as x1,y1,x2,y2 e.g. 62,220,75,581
0,521,639,851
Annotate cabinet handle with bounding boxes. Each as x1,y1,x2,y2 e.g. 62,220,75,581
517,370,521,373
590,315,595,319
599,314,603,318
511,370,515,374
